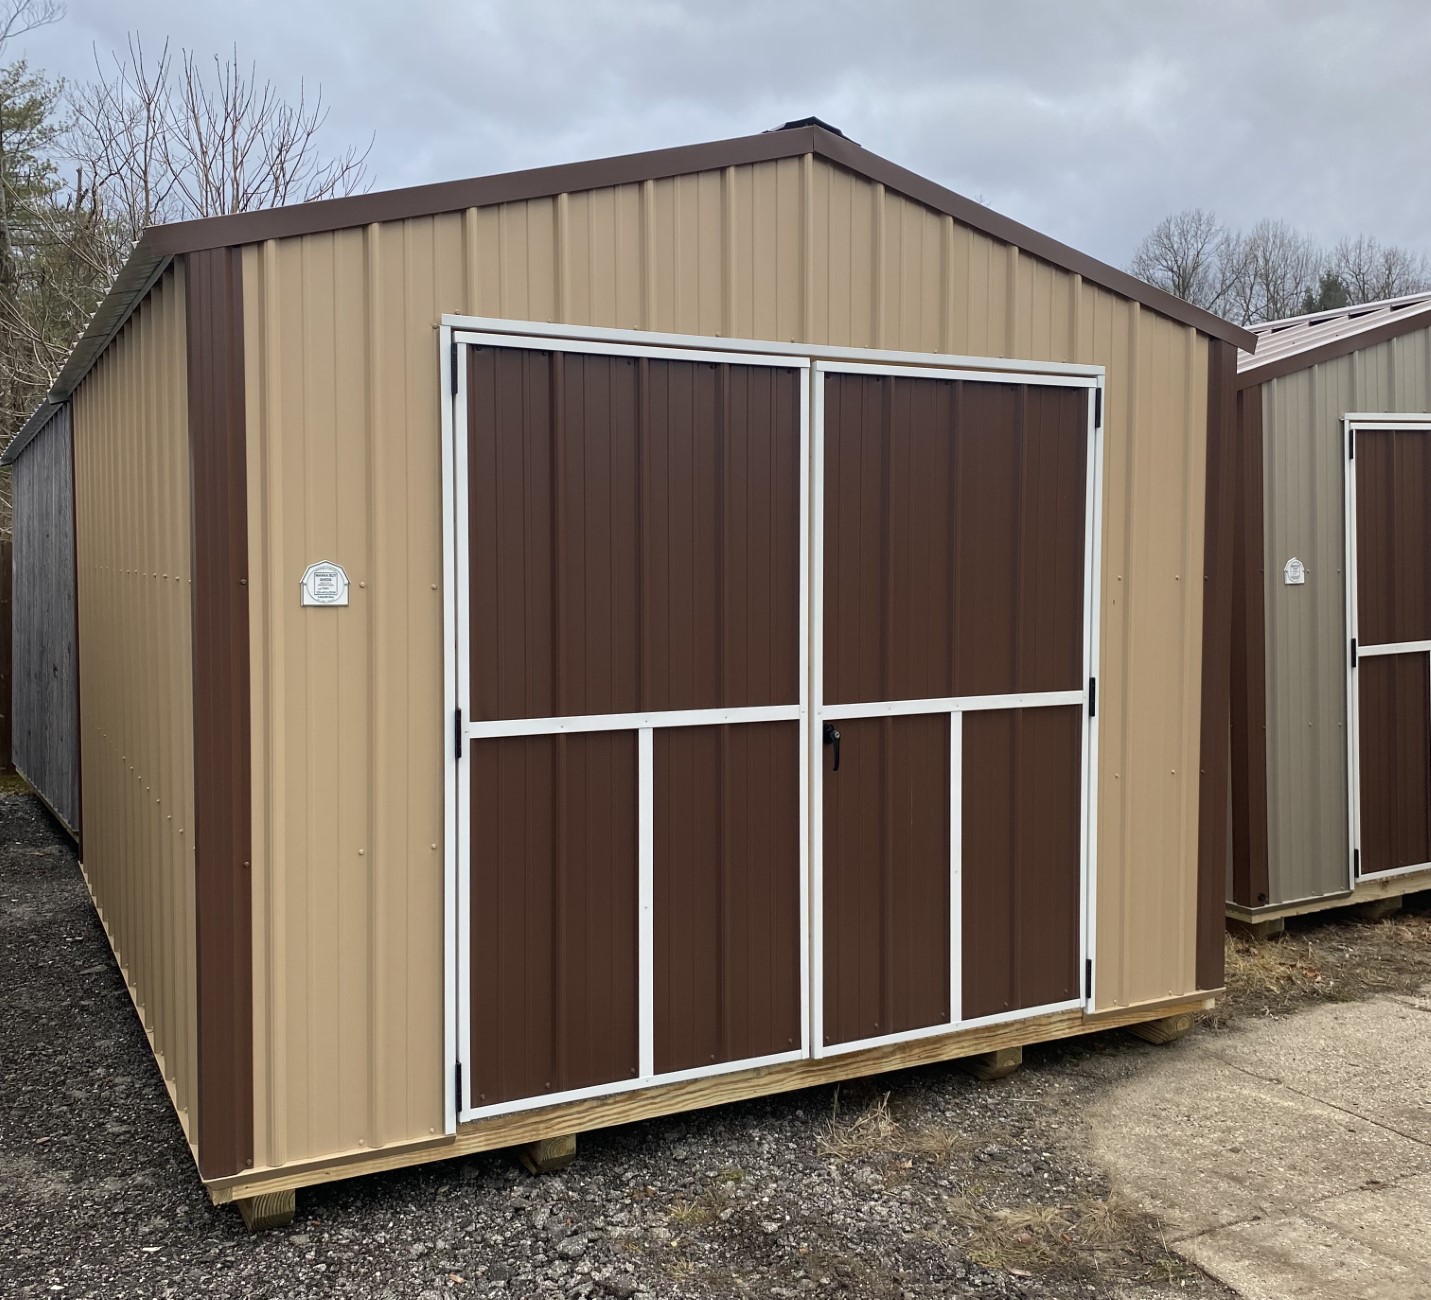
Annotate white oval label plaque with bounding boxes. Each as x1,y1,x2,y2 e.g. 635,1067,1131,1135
301,560,350,607
1284,556,1306,586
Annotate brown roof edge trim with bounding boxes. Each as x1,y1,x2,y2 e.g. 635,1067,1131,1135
145,124,1254,349
1237,306,1431,388
146,127,822,256
809,132,1257,351
187,247,255,1181
1196,338,1237,991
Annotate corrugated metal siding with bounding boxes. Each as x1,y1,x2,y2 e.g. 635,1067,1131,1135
71,265,198,1144
470,731,640,1106
1257,323,1431,904
11,403,80,830
242,154,1211,1169
1357,652,1431,873
822,713,951,1046
963,706,1082,1018
655,722,802,1073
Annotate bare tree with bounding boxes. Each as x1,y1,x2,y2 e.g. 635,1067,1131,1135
1330,234,1431,304
1128,208,1235,314
66,35,373,276
0,0,60,48
1233,219,1324,324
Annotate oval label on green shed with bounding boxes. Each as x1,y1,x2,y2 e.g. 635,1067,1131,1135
300,560,350,606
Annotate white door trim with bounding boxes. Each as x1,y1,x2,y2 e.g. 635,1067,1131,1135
446,329,812,1124
808,360,1102,1058
1344,415,1431,885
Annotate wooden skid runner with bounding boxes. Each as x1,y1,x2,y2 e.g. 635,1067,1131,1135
1227,876,1430,930
207,996,1213,1204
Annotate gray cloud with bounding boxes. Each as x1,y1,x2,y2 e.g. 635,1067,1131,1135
13,0,1431,267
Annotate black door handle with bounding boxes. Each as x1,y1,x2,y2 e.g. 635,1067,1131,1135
823,722,841,771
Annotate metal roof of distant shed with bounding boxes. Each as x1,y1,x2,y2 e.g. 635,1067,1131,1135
1237,291,1431,387
4,119,1256,465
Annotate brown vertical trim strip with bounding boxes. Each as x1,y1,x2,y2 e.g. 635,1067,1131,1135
1197,340,1237,989
1228,386,1270,907
185,247,254,1180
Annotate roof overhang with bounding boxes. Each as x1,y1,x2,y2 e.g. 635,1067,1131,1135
1237,297,1431,389
3,240,171,465
5,122,1257,462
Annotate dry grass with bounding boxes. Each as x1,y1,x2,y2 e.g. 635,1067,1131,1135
945,1193,1194,1285
1211,897,1431,1027
816,1089,970,1163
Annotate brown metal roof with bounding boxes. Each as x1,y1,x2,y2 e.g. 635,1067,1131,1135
6,121,1256,456
1237,291,1431,388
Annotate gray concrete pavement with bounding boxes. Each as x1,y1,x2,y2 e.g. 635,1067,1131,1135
1089,994,1431,1299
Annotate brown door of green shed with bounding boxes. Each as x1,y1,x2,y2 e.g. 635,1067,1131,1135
1353,425,1431,878
816,368,1091,1050
461,341,806,1112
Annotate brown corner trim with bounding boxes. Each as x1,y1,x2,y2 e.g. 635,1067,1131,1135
1197,339,1238,991
1228,385,1270,909
143,125,1254,351
1238,306,1431,387
186,247,254,1180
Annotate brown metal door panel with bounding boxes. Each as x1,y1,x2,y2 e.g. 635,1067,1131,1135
961,707,1082,1019
469,731,639,1106
654,722,801,1074
1358,653,1431,874
644,360,802,711
1356,428,1431,647
822,373,1087,706
822,714,951,1046
469,347,801,721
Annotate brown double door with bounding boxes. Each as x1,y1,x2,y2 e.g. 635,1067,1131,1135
1353,425,1431,878
462,343,805,1111
817,369,1091,1050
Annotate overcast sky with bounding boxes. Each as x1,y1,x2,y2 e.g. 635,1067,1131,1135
11,0,1431,267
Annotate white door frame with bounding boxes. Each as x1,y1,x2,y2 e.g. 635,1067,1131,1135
1343,414,1431,886
443,325,811,1127
808,360,1104,1057
439,317,1106,1132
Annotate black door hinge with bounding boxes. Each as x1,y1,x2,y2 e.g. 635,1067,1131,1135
454,707,464,760
455,1062,464,1106
450,339,461,396
1093,387,1103,430
1088,676,1097,720
1084,958,1093,1000
1353,849,1361,879
1351,638,1358,668
1348,428,1355,460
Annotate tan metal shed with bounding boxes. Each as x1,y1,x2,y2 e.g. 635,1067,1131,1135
8,120,1252,1225
1230,293,1431,926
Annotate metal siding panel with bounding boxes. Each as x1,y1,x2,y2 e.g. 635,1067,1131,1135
1357,653,1431,873
1260,358,1354,904
653,722,801,1072
822,373,1085,706
245,219,454,1170
470,731,639,1104
468,351,800,721
962,706,1082,1017
11,405,80,829
70,265,199,1151
821,713,951,1047
1357,428,1431,645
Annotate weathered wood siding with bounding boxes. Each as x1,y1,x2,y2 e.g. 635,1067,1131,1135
11,403,79,831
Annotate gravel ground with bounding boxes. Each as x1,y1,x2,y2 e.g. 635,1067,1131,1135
0,786,1242,1299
